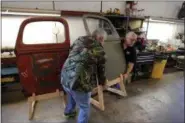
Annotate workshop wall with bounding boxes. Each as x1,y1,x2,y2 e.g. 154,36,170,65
2,1,183,18
2,1,184,48
137,1,183,18
2,2,54,10
2,16,28,48
2,16,87,48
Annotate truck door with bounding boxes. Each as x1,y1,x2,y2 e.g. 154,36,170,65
83,14,126,80
15,17,70,96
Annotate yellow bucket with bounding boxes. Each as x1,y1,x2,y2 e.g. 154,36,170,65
151,60,167,79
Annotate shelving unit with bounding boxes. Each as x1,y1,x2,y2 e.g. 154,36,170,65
104,15,150,38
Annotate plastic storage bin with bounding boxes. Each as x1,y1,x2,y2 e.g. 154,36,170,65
151,60,167,79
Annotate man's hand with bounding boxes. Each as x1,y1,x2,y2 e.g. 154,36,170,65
124,63,134,80
102,79,108,89
122,73,129,79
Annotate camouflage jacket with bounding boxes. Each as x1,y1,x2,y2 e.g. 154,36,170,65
61,36,106,92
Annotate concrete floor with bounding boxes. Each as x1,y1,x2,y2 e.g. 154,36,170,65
2,71,184,123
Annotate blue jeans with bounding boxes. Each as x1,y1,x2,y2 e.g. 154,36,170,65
63,86,91,123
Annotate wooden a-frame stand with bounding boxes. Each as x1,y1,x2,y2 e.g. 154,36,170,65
27,74,127,119
90,74,127,111
28,89,66,120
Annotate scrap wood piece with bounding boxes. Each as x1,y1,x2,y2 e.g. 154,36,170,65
28,89,65,120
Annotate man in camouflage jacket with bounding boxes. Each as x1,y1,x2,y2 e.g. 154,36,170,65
61,29,107,123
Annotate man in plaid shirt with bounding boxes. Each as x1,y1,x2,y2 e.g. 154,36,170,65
61,28,107,123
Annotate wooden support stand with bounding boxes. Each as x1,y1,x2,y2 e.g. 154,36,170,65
28,89,66,120
90,85,105,111
91,74,127,111
28,74,127,119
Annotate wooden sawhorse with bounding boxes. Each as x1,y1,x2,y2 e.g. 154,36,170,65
28,89,66,120
90,74,127,111
28,74,127,119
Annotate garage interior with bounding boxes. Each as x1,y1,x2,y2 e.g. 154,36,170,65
1,1,185,123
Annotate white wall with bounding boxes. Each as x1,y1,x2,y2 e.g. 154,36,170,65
2,2,125,13
2,2,102,12
2,16,26,47
2,1,183,18
2,1,53,10
2,1,184,48
137,1,183,18
1,15,87,47
55,2,100,12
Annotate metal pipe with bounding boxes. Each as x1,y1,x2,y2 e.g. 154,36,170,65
100,1,103,13
146,16,150,39
52,1,55,11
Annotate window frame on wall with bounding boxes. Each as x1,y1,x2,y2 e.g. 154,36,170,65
143,19,184,43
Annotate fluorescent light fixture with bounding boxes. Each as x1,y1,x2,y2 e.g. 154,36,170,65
149,18,175,24
149,17,184,24
1,11,60,17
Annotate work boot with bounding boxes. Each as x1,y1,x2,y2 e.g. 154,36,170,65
64,111,77,118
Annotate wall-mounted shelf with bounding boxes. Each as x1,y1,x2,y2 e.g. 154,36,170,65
104,15,128,20
104,14,149,38
104,15,147,20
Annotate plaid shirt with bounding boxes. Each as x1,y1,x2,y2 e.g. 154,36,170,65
61,36,106,92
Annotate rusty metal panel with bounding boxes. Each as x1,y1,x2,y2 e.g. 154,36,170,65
15,17,70,96
104,41,126,80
